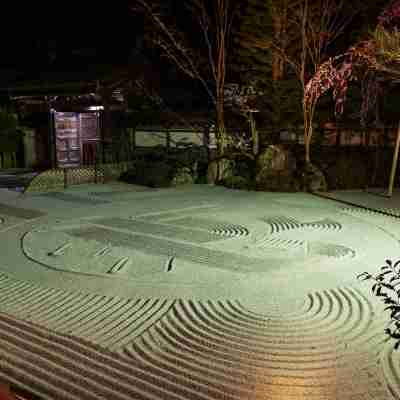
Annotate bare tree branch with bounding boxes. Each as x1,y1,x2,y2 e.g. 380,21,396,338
135,0,216,105
134,0,238,162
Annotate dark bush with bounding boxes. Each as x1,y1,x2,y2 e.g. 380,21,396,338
255,170,301,192
195,160,209,184
119,160,172,187
325,155,369,190
119,169,137,183
119,146,209,187
290,144,394,191
144,161,173,187
219,175,254,190
234,158,254,181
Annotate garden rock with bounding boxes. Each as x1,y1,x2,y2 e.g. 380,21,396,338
219,175,253,190
255,145,298,192
256,145,295,173
301,163,327,192
120,161,171,188
255,170,300,192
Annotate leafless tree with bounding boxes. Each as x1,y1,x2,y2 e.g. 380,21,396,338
134,0,237,171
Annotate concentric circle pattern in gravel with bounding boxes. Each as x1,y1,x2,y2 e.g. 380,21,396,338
0,184,399,399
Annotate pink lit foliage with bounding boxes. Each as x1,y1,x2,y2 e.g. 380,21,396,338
378,0,400,30
304,40,378,125
304,0,400,126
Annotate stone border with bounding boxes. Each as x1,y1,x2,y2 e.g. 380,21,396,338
24,162,134,193
313,191,400,219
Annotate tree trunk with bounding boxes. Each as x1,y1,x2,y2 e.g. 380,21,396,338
388,120,400,197
303,99,316,165
272,15,283,81
203,125,210,163
372,131,380,187
271,0,287,81
304,113,312,164
216,100,226,155
304,130,312,164
215,98,227,181
100,89,113,164
249,112,259,156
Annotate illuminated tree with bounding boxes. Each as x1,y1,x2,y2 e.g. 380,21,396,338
304,0,400,196
238,0,360,164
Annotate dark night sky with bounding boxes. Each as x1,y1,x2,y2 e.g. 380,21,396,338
0,0,391,112
0,1,389,71
0,1,212,111
0,2,142,77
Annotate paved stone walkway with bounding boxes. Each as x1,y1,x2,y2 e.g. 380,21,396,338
0,182,399,399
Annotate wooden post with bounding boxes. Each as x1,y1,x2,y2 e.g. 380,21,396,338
166,129,170,152
94,161,98,184
387,120,400,197
249,111,259,156
203,125,210,163
48,107,57,168
63,168,68,189
132,127,136,150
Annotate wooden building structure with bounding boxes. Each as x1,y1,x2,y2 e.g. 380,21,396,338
11,93,113,170
0,60,161,170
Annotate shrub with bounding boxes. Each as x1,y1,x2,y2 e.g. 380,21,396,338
219,175,253,190
119,168,137,184
358,259,400,349
194,161,209,183
142,161,173,187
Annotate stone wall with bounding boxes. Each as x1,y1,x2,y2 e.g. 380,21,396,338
290,144,395,190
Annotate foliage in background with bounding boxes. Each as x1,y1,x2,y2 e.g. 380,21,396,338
234,0,360,164
0,107,23,154
0,108,17,134
358,259,400,349
224,81,264,156
230,0,303,136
